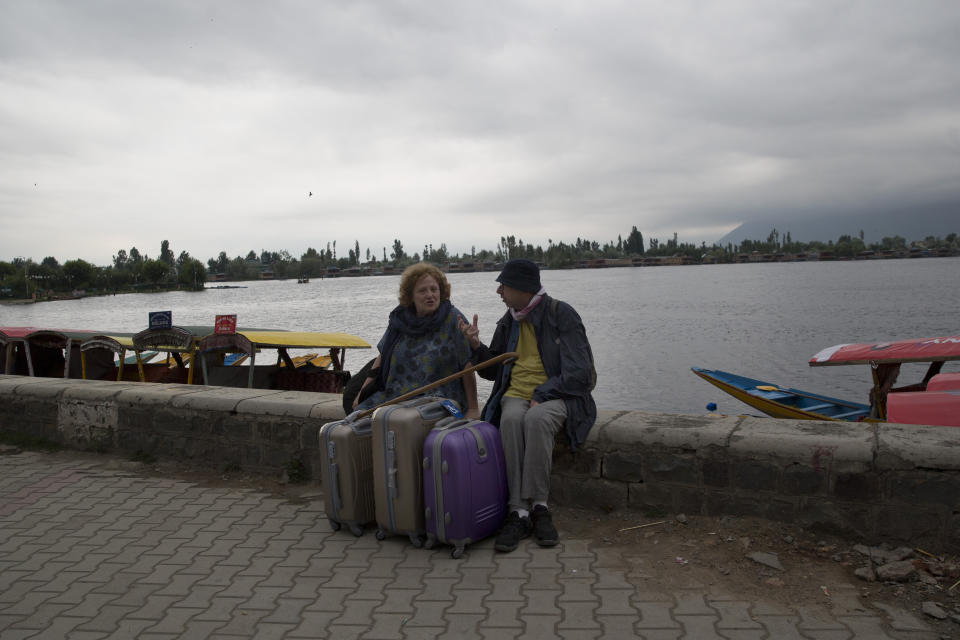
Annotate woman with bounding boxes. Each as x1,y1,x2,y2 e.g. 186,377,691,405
354,263,479,417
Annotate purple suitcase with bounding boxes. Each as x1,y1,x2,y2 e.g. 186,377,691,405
422,417,508,558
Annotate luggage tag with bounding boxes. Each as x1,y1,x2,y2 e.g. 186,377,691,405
439,399,463,418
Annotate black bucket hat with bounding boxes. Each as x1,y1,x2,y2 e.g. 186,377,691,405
496,259,541,293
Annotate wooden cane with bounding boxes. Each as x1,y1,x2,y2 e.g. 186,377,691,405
355,351,518,419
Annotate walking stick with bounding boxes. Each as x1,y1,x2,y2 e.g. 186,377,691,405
355,351,518,419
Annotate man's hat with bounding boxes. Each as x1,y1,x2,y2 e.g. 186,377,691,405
496,259,541,293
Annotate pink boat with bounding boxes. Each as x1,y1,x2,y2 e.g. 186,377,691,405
810,335,960,426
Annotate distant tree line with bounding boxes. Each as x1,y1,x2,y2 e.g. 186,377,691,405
0,239,206,299
2,226,958,297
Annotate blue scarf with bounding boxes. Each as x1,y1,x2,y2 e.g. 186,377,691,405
377,299,453,388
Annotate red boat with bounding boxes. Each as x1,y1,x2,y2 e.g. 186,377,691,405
809,335,960,426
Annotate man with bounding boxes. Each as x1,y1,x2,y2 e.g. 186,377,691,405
459,259,596,552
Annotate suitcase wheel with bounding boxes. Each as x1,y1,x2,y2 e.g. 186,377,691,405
408,533,424,548
451,546,465,559
328,519,341,532
375,528,387,541
348,523,363,537
424,535,436,550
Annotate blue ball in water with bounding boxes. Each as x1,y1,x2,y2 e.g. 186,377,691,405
706,402,717,412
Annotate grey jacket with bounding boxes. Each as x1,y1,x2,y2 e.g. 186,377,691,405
472,294,597,450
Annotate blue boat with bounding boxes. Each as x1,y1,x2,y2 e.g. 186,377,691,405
691,367,871,422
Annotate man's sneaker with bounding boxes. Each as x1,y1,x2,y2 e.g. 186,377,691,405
494,511,532,552
531,505,559,547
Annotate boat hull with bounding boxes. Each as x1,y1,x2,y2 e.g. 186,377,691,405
691,368,872,422
887,390,960,427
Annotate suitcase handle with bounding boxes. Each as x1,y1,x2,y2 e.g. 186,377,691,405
465,426,487,460
388,468,398,499
432,419,490,461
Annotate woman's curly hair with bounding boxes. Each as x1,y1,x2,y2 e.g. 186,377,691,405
397,263,451,307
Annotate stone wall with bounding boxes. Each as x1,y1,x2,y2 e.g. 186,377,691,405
2,375,958,552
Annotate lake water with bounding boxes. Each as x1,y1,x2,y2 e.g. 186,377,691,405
2,257,958,415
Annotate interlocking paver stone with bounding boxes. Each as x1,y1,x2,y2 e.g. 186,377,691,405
556,578,598,602
480,601,523,628
634,602,680,630
557,601,600,629
364,612,407,640
674,614,725,639
520,589,561,616
1,450,952,640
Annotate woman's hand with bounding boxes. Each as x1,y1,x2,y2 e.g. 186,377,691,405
458,314,482,349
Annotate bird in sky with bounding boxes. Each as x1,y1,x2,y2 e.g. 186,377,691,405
308,191,313,197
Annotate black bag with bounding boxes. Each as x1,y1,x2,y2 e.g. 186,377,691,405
342,357,381,415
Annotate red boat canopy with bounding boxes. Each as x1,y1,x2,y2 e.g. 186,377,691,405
810,335,960,366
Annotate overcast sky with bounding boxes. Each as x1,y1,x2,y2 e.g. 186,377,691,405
2,1,959,265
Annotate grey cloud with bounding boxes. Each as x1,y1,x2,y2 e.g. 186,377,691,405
1,1,959,263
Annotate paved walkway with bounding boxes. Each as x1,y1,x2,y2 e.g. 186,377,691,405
0,450,946,639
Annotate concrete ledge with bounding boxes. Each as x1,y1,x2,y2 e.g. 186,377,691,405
2,374,958,551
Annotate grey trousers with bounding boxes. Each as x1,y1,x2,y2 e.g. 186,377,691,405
499,397,567,512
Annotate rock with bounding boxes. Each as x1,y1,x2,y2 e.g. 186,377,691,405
854,544,915,565
919,572,939,586
888,546,915,562
831,554,843,562
875,559,917,582
675,513,688,525
922,601,948,620
926,562,951,576
739,537,752,551
782,535,794,544
854,566,876,582
764,577,785,587
949,613,960,625
746,551,784,571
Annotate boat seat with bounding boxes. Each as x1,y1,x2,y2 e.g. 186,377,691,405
802,403,833,412
831,409,867,420
747,389,792,400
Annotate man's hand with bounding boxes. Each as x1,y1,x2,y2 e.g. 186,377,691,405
458,313,482,349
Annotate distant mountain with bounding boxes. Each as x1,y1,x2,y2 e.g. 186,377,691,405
716,199,959,246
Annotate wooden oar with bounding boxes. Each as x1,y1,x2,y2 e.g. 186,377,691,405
355,351,518,419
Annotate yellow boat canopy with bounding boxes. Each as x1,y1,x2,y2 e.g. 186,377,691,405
227,331,370,350
196,330,370,379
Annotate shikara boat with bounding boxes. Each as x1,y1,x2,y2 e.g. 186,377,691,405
1,326,115,378
6,323,371,396
810,335,960,426
690,368,871,421
693,334,960,426
79,334,179,383
196,330,370,392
